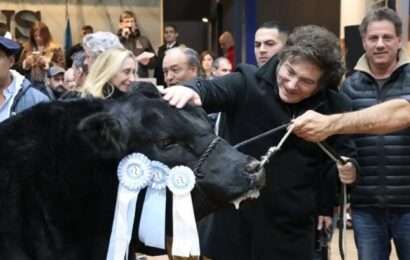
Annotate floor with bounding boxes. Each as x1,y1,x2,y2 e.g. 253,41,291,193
140,229,399,260
329,229,398,260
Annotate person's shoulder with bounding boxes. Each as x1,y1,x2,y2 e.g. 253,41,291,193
14,81,50,112
157,44,167,52
236,63,258,75
22,82,49,101
346,70,366,80
399,63,410,73
138,35,151,43
69,43,83,52
341,70,368,91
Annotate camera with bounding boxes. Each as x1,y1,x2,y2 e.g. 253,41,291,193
121,27,132,38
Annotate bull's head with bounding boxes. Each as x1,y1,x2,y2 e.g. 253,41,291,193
77,84,265,218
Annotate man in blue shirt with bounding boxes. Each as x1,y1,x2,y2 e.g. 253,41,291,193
0,36,49,123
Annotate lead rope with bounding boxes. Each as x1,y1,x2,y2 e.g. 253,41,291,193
339,184,347,260
317,142,348,260
259,125,294,168
233,123,290,150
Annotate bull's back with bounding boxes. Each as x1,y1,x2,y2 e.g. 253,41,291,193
0,100,116,259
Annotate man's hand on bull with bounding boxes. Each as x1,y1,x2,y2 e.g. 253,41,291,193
290,110,335,142
161,86,202,108
337,156,357,184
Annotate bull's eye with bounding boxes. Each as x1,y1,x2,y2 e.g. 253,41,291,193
158,138,176,150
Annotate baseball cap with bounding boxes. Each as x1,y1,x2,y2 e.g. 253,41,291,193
0,36,21,55
47,65,66,77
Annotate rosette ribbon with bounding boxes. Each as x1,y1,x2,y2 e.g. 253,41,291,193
106,153,152,260
138,161,170,249
167,166,200,257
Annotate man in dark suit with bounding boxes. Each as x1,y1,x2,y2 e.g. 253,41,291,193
154,24,180,87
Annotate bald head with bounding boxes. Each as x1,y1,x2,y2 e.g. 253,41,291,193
212,57,232,77
162,47,199,86
219,31,235,50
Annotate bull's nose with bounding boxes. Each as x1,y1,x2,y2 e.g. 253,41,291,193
245,159,261,173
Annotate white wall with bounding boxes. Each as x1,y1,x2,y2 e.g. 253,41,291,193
396,0,409,43
340,0,409,45
340,0,366,38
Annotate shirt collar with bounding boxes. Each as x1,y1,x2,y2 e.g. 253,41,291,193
4,74,17,96
166,42,176,48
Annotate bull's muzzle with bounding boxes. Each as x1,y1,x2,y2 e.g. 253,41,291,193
245,160,266,189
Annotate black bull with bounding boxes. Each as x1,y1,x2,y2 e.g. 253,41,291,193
0,86,264,260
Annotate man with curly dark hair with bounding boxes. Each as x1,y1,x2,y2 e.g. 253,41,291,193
161,25,357,260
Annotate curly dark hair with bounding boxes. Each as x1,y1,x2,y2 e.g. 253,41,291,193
278,25,345,89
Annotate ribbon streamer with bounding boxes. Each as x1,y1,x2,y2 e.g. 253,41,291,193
106,153,152,260
138,161,170,249
167,166,200,257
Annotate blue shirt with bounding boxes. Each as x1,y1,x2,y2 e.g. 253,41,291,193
0,76,17,122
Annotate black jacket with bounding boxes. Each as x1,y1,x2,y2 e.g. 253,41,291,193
154,42,180,86
342,52,410,208
187,57,355,260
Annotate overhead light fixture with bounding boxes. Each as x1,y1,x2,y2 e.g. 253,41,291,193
202,17,209,23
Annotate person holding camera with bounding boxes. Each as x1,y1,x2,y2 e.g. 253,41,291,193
118,10,156,78
20,21,65,93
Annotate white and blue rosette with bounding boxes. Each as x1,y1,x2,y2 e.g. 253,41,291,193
106,153,152,260
167,166,200,257
138,161,170,249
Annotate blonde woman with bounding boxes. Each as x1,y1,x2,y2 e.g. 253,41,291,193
80,48,137,99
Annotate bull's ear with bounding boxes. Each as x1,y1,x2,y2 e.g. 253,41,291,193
77,112,126,158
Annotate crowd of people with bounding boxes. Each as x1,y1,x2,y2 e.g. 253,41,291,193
1,6,410,260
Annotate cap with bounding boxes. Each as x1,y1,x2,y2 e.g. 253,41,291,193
47,65,65,77
0,36,21,55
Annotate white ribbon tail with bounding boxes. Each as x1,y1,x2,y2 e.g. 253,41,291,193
106,186,140,260
172,194,200,257
138,188,167,249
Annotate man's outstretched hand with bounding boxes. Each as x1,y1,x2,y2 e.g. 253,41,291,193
161,86,202,108
291,110,335,142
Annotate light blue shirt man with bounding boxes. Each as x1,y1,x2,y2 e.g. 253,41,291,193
0,73,18,122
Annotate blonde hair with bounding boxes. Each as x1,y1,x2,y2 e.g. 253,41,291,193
80,48,136,98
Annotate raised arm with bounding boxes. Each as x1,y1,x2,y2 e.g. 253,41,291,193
162,71,246,111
